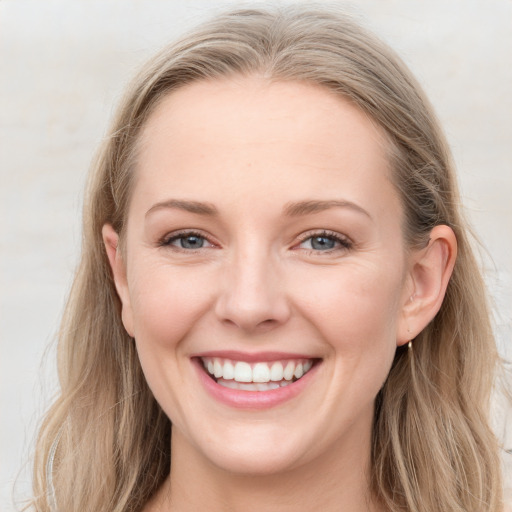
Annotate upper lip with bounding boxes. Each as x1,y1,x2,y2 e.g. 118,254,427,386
192,350,318,362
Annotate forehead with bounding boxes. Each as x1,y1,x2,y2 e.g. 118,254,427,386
132,77,401,222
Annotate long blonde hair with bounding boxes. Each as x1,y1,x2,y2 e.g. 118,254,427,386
31,6,502,511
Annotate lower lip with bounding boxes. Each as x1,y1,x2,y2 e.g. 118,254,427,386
193,358,320,410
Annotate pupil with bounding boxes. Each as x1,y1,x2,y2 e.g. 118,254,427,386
311,236,335,250
181,236,203,249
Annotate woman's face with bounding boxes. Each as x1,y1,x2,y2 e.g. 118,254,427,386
108,77,415,475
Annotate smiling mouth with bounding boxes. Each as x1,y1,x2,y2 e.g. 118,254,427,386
199,357,317,391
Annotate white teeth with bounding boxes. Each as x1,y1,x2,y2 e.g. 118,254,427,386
270,362,284,381
201,356,316,387
223,360,235,380
283,361,295,381
217,379,284,391
255,381,279,391
234,361,252,383
213,359,223,378
240,382,258,391
253,363,270,383
218,379,238,389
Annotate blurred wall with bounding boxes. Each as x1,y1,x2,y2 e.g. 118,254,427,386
1,1,511,509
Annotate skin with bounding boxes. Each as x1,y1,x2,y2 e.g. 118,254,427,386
103,77,456,511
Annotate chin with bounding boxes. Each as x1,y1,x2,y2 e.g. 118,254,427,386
177,422,315,477
205,445,306,476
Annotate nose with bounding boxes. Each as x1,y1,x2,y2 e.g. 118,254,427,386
214,248,291,334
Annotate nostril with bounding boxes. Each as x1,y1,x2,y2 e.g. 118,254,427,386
220,317,277,332
259,318,279,329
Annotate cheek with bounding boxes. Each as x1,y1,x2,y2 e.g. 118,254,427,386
295,261,403,355
285,262,404,436
126,263,218,421
127,262,216,352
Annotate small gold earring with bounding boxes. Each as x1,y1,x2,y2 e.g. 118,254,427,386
408,341,413,350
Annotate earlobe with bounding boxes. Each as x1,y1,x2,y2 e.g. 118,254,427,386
397,225,457,346
102,224,134,337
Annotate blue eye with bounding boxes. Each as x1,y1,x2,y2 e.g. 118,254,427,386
298,232,351,252
310,236,336,250
163,232,211,250
176,235,205,249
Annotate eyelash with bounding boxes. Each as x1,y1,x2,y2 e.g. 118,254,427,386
295,230,353,254
159,230,214,251
159,229,352,254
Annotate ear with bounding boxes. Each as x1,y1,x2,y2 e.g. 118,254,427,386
397,225,457,346
102,223,134,337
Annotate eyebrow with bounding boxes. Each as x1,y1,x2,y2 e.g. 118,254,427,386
284,199,372,219
145,198,371,219
145,199,218,217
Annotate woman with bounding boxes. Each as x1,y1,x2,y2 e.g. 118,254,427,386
30,6,503,512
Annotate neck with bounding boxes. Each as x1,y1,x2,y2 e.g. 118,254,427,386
149,426,381,512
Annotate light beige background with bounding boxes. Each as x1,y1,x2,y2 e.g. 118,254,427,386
1,1,511,509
